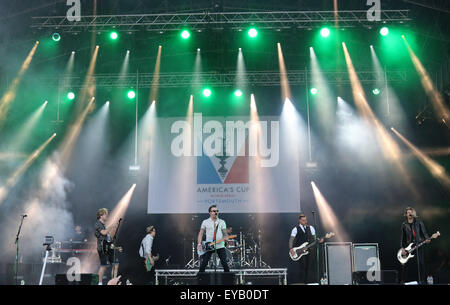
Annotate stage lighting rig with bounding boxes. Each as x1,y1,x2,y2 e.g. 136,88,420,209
52,33,61,42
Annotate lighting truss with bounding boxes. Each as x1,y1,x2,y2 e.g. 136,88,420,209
31,10,410,33
43,70,408,89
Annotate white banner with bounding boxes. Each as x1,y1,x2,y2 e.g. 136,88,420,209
147,115,300,213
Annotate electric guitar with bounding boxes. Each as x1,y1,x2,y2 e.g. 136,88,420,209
101,239,123,254
144,254,160,272
197,235,237,256
397,231,440,265
289,232,335,261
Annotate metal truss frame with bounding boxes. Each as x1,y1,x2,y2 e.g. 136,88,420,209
155,268,288,285
45,70,407,89
31,10,410,33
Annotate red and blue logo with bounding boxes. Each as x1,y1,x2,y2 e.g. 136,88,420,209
197,138,249,184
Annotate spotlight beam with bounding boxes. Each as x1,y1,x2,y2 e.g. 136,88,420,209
403,36,450,126
311,181,349,242
58,46,99,170
193,47,202,92
7,101,47,151
277,43,292,102
236,48,248,95
342,43,419,198
106,184,137,230
149,45,162,105
310,47,334,134
59,97,96,169
392,128,450,188
0,41,39,129
118,50,130,86
0,133,56,205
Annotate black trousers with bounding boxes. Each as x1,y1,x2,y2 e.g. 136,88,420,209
401,248,426,284
297,254,310,284
199,247,230,272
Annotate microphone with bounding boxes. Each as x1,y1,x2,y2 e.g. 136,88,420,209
22,214,27,218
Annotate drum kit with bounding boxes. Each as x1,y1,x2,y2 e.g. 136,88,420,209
185,230,270,269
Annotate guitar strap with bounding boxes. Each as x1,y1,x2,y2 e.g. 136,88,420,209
212,220,220,251
140,241,145,258
213,220,219,242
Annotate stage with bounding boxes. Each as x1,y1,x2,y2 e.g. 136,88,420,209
155,268,288,285
0,0,449,290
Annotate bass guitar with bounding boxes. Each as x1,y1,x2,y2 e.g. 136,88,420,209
289,232,335,261
144,254,160,272
197,235,237,256
397,231,440,265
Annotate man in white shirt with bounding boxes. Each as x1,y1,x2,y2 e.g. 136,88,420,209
289,213,319,284
139,226,158,284
197,205,230,272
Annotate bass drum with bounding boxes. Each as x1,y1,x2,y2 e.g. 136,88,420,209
226,239,239,251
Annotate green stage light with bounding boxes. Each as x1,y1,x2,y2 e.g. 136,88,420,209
234,89,243,97
380,27,389,36
248,28,258,38
202,88,212,97
67,92,75,100
110,31,119,40
52,33,61,42
372,88,381,95
127,90,136,99
310,88,318,95
181,30,191,39
320,27,330,38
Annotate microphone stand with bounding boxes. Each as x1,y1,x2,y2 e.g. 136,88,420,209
112,219,122,279
415,221,421,284
312,211,320,284
14,215,26,285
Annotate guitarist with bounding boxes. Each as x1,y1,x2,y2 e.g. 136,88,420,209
139,226,159,284
197,205,230,273
400,207,430,284
289,213,322,284
94,208,120,285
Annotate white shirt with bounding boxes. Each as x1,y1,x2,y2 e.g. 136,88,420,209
291,225,316,237
201,218,227,249
139,234,154,258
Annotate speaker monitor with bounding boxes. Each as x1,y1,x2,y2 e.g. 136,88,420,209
55,273,99,285
325,242,353,285
352,243,380,273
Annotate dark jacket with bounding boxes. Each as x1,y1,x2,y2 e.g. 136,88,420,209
400,219,429,248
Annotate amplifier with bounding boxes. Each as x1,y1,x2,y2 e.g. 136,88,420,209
352,243,380,273
324,242,353,285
